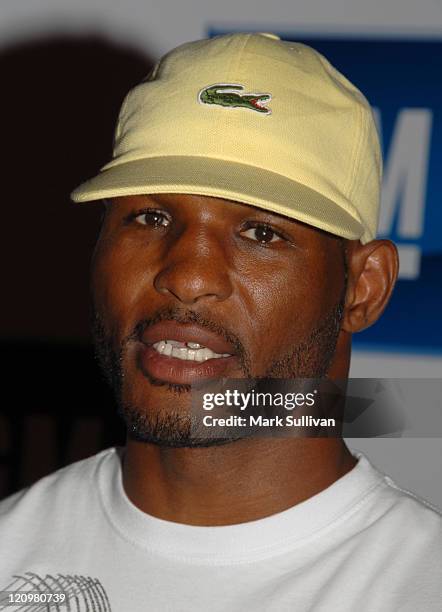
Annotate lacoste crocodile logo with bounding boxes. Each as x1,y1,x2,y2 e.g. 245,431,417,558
198,84,272,115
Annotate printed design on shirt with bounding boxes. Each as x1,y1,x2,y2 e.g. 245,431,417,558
0,572,112,611
198,84,272,115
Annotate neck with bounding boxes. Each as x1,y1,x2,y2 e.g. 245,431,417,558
121,437,357,526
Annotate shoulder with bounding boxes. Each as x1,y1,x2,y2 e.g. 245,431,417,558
378,473,442,539
0,447,119,530
352,463,442,607
353,456,442,567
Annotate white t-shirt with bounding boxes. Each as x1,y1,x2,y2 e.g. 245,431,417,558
0,447,440,612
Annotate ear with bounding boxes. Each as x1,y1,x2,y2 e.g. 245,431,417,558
342,239,399,333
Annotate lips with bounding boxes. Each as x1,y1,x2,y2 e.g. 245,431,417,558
141,320,236,355
137,321,238,385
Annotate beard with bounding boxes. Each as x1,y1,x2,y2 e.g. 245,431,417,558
91,291,346,449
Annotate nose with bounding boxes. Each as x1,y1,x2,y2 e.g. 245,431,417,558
153,226,234,305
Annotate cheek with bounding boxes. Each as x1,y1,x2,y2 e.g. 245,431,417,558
91,237,155,337
235,250,340,357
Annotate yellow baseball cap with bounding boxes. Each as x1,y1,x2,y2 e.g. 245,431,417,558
71,32,381,244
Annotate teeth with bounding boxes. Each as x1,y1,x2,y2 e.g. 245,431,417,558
152,340,231,361
156,341,167,354
187,342,202,349
163,342,173,357
195,349,206,362
200,348,212,361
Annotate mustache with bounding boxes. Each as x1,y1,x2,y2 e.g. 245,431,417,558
124,306,251,375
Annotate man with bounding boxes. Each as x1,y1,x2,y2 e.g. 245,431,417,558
0,32,440,611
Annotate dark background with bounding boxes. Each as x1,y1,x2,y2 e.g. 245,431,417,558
0,35,153,499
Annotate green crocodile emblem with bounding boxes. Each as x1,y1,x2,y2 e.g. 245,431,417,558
198,84,272,115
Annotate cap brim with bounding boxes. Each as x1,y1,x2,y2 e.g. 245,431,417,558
71,156,364,241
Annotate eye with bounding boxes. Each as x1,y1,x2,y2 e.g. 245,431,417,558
240,223,284,244
133,209,171,228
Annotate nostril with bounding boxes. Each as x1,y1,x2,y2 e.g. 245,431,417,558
153,264,232,305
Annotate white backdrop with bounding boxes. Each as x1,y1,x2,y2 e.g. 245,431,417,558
2,0,441,507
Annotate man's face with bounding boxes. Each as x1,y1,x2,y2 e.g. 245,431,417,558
91,193,347,446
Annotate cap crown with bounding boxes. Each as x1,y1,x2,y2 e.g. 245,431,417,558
74,33,382,243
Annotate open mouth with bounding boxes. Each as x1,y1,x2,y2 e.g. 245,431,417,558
138,342,236,385
151,339,231,362
137,321,239,384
